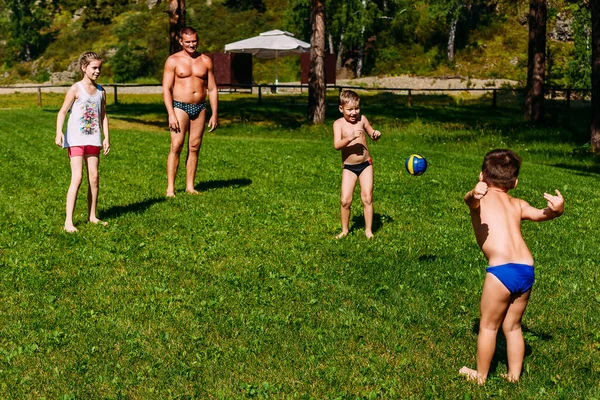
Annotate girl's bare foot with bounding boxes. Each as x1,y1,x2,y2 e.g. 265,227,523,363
365,230,374,239
335,231,348,239
459,367,485,385
64,224,78,233
89,217,108,226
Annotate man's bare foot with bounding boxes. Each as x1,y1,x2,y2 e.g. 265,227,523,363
185,189,200,195
459,367,485,385
365,230,374,239
335,231,349,239
501,373,519,383
89,218,108,226
64,224,78,233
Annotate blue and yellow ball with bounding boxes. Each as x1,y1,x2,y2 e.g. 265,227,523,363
405,154,427,176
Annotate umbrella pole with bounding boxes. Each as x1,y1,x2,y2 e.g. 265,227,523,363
275,50,279,87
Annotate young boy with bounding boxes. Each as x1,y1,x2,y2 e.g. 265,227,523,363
333,90,381,239
460,149,564,384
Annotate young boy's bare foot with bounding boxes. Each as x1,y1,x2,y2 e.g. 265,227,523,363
64,224,78,233
459,367,485,385
335,231,348,239
89,218,108,226
365,230,374,239
166,191,176,198
501,373,519,383
186,189,200,195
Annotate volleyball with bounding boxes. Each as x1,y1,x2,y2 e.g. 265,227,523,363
405,154,427,176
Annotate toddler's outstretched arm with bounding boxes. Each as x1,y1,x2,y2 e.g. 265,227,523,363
521,189,564,221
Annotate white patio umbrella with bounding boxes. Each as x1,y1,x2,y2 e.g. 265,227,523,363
224,30,310,85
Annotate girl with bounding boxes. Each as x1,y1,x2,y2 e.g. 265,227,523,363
55,52,110,232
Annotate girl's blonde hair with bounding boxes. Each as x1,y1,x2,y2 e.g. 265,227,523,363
79,52,102,75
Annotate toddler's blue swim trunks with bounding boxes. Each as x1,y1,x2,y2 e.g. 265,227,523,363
486,263,534,295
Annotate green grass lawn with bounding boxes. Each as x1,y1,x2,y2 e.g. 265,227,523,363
0,91,599,398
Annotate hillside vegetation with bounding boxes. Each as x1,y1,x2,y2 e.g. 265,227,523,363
0,0,591,87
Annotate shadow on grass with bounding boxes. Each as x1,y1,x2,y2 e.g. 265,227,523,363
101,196,166,219
350,212,393,234
470,319,553,378
195,178,252,192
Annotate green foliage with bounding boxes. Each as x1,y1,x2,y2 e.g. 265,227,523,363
0,93,598,397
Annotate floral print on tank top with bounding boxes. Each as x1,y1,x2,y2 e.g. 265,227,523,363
80,101,99,135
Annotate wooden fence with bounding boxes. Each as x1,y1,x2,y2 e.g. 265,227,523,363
0,83,592,109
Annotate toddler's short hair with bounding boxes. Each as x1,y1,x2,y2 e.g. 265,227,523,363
339,90,360,107
79,52,102,75
481,149,522,190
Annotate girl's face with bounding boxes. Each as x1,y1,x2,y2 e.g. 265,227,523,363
82,60,102,81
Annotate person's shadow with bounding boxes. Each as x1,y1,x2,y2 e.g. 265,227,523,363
470,319,553,377
349,212,393,234
101,197,166,219
194,178,252,192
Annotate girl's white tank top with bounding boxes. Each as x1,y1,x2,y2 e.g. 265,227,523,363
64,82,104,148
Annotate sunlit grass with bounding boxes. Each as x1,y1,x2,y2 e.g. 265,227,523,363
0,93,598,398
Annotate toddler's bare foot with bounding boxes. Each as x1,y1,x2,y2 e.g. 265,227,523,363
501,373,519,383
459,367,485,385
186,189,200,195
64,223,78,233
365,230,374,239
335,231,348,239
89,218,108,226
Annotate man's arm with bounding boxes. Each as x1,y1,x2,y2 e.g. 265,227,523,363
464,181,488,209
162,56,180,133
204,55,218,132
520,190,564,221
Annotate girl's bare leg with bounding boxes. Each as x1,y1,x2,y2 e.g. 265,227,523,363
358,165,374,238
85,155,106,226
336,169,358,238
460,273,511,384
65,156,84,232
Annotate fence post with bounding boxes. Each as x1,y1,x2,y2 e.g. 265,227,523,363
566,89,571,108
492,89,497,108
408,89,412,107
258,84,262,105
37,87,42,107
113,86,118,105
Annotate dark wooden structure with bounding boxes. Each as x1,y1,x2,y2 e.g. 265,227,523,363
210,53,253,87
300,53,336,85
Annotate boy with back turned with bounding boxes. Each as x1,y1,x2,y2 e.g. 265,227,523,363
460,149,564,384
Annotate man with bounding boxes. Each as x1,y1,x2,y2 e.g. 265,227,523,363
162,27,218,197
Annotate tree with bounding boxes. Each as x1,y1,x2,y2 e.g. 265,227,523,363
169,0,185,54
591,0,600,153
1,0,53,63
525,0,547,124
308,0,326,124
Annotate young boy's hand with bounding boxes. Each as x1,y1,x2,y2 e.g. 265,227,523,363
544,189,564,215
473,182,488,199
371,130,381,140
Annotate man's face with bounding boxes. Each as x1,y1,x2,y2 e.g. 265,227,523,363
180,33,199,53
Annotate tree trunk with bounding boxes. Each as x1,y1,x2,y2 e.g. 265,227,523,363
308,0,326,124
169,0,185,54
525,0,547,125
591,0,600,153
336,32,345,72
447,1,462,63
356,0,367,78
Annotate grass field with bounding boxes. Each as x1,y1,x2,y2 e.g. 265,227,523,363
0,91,599,399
